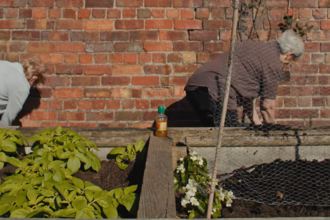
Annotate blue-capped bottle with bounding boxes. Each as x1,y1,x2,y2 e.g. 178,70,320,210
155,106,167,137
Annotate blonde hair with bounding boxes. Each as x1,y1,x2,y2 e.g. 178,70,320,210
21,57,46,86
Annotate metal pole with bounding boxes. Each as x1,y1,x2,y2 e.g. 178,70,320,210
206,0,240,218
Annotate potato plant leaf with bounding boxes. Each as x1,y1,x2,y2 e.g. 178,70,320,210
72,197,88,211
67,155,81,173
134,140,145,152
72,177,85,190
109,147,125,155
0,204,12,216
10,208,29,218
2,139,17,152
124,185,138,195
103,204,118,219
118,193,136,211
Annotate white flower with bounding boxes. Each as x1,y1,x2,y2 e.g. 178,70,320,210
190,197,199,206
226,203,232,207
176,164,185,173
227,190,234,198
174,179,178,184
181,198,190,207
185,193,191,200
186,190,196,197
190,156,197,161
179,187,187,194
179,157,184,161
198,159,204,166
217,191,225,201
189,151,198,156
226,198,233,207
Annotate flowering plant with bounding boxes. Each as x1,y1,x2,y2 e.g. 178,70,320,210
174,151,235,218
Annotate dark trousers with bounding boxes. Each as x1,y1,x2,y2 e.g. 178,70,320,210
186,87,240,127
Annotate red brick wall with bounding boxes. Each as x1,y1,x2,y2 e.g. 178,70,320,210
0,0,329,128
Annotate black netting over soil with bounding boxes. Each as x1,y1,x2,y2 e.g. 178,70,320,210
220,159,330,206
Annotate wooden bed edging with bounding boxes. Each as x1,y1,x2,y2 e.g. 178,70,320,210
137,135,176,219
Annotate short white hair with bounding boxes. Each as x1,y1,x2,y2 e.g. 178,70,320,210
276,29,304,60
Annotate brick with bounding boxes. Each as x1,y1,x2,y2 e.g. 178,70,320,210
311,30,330,41
174,0,203,7
144,65,171,74
124,53,137,63
269,9,282,19
139,54,151,63
19,9,32,18
151,99,165,108
64,54,77,63
189,30,217,41
0,9,3,18
145,0,171,7
107,9,120,18
122,100,134,109
142,88,171,98
292,86,318,96
48,9,61,18
6,53,19,62
112,88,142,98
166,9,180,19
173,42,202,51
321,87,330,95
78,9,91,18
102,76,130,86
95,54,107,64
0,0,26,7
204,20,232,29
44,76,70,87
143,111,157,120
54,88,83,99
71,31,99,42
72,76,100,86
123,9,135,18
56,64,83,74
92,9,106,18
132,76,159,86
92,100,106,109
0,31,10,40
85,20,113,30
169,76,188,85
321,20,330,30
174,64,199,74
114,42,144,52
196,8,209,19
27,20,54,29
49,53,63,64
100,31,129,41
312,54,325,64
320,0,330,7
264,0,287,8
8,42,25,52
86,0,114,7
304,42,320,52
27,0,53,7
145,20,173,29
291,109,319,118
63,9,76,19
313,97,325,107
30,111,56,121
84,89,111,98
40,31,67,42
106,100,120,109
49,100,62,110
27,42,55,52
56,42,84,52
168,53,181,63
319,65,330,74
299,9,311,19
291,64,318,74
32,8,46,18
159,31,188,41
144,42,172,51
174,20,202,30
173,86,185,97
79,54,92,64
321,43,330,52
115,111,143,121
181,9,194,19
85,43,113,52
136,100,149,109
77,100,91,110
298,97,311,107
5,8,18,18
12,31,39,41
115,20,143,29
64,100,77,109
116,0,143,7
152,53,166,63
109,54,123,63
137,9,151,18
284,98,297,107
56,0,83,7
113,65,142,75
58,112,85,121
292,0,318,8
56,20,83,30
313,9,326,19
130,31,158,41
182,53,196,64
84,65,111,75
196,53,211,63
0,20,25,29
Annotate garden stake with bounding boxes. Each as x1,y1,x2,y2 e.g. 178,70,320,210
206,0,240,218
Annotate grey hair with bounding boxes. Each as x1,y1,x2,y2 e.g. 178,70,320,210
276,29,304,60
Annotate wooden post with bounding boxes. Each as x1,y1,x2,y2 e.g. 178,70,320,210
206,0,240,218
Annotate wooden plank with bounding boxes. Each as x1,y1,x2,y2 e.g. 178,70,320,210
138,136,176,219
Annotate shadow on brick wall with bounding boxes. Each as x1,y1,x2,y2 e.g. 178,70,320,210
13,88,41,126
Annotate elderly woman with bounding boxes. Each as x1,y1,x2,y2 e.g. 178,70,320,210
0,58,46,126
184,29,304,127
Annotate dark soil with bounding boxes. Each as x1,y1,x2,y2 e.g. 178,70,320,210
220,159,330,217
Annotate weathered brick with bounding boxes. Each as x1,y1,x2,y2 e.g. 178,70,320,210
116,0,143,7
106,100,120,109
92,9,106,18
291,109,319,118
142,88,171,98
291,0,318,8
107,9,120,18
144,42,172,51
19,9,32,18
0,0,26,7
72,76,100,86
78,9,91,18
122,100,134,109
56,42,84,52
32,8,46,19
173,42,202,51
173,0,203,7
136,100,149,109
102,76,130,86
85,20,113,30
63,9,76,19
63,100,77,109
49,53,63,64
0,20,25,29
85,43,113,52
0,31,10,40
84,65,111,75
78,100,91,110
44,76,70,87
321,20,330,30
299,9,311,19
114,42,144,52
320,0,330,7
159,31,188,41
48,9,61,18
27,20,55,29
196,8,210,19
59,112,85,121
132,76,159,86
30,111,56,121
115,111,143,121
189,30,218,41
182,53,196,64
115,20,144,29
27,42,55,52
28,0,53,7
174,20,202,30
56,20,83,30
130,31,158,41
112,65,143,75
151,9,164,18
12,31,38,41
5,8,18,18
174,64,199,74
85,0,113,7
54,88,83,99
100,31,129,41
56,0,83,7
112,88,142,98
145,20,173,29
204,42,229,52
319,65,330,74
79,54,92,64
167,53,181,63
138,54,151,63
151,99,165,108
313,9,326,19
152,53,166,63
123,9,136,18
64,54,77,63
137,9,151,18
41,31,69,41
124,53,137,63
181,9,194,19
291,64,319,74
203,20,232,29
92,100,106,109
84,89,112,98
71,31,99,42
144,65,171,75
264,0,288,8
321,87,330,95
9,42,26,52
109,54,123,63
56,64,83,74
166,9,179,19
145,0,171,7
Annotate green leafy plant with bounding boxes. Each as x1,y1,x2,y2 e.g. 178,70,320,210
174,151,235,219
0,128,27,170
26,126,101,173
279,15,313,37
109,140,145,169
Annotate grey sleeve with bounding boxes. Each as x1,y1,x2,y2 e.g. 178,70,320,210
0,90,29,126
